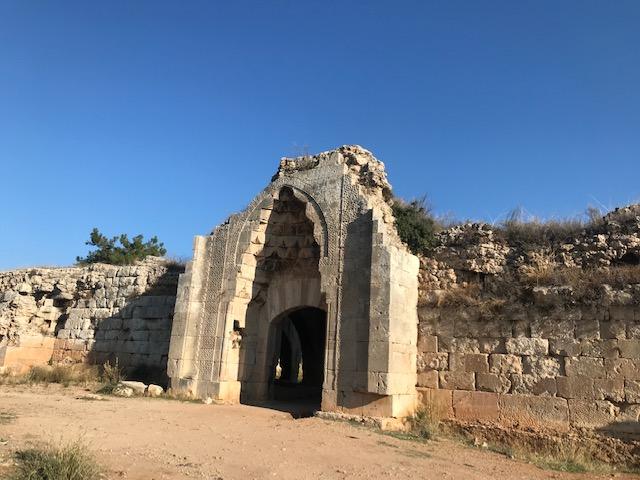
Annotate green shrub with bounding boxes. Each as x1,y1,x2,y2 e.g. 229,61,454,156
76,228,166,265
10,441,102,480
392,197,439,255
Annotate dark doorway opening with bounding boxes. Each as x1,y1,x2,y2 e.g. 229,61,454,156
270,307,326,414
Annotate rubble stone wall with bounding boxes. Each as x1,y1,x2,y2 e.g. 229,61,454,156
416,205,640,434
0,257,181,381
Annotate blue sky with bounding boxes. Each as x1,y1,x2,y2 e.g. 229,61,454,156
1,1,639,269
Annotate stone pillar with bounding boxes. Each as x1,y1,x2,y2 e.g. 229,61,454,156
366,215,419,417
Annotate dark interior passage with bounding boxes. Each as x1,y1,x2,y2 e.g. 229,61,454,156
272,307,326,406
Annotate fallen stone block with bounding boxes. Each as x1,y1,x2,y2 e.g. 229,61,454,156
119,380,147,395
112,385,134,398
146,384,164,397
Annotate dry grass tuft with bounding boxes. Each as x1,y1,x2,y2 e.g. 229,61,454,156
0,410,17,424
406,404,443,440
430,283,507,314
26,364,101,386
487,438,609,473
520,264,640,298
0,364,101,387
100,359,124,385
9,441,103,480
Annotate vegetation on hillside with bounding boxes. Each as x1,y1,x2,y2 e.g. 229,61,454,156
76,228,166,265
392,197,441,255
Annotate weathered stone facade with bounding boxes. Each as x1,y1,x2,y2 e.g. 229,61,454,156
0,257,180,382
2,146,639,433
168,146,420,418
417,206,640,434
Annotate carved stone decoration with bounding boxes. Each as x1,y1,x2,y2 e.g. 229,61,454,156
168,145,419,418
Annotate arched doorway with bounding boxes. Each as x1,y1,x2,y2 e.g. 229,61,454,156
269,306,326,408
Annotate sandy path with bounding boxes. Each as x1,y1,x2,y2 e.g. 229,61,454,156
0,384,633,479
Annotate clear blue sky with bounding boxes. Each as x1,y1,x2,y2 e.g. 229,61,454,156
1,1,639,269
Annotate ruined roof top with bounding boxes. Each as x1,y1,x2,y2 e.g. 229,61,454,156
272,145,393,202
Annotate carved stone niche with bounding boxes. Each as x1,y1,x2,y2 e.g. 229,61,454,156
168,146,419,418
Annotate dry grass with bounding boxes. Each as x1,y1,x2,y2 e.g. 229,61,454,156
428,283,508,314
100,359,124,385
497,208,596,249
27,365,101,385
0,410,17,424
520,264,640,298
424,264,640,309
485,438,615,474
0,364,101,387
0,361,128,390
8,441,103,480
405,403,444,440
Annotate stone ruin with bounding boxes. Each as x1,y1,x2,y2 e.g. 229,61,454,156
167,145,419,418
2,145,640,437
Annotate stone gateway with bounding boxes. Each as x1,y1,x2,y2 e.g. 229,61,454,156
167,145,420,418
3,145,640,434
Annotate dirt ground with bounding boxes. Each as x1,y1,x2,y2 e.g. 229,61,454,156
0,384,636,480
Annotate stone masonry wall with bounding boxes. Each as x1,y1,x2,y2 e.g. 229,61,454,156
416,205,640,434
0,257,181,383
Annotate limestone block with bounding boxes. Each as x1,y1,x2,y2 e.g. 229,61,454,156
568,399,618,429
530,377,557,396
450,308,481,337
580,339,619,359
417,352,448,371
505,338,548,356
628,323,640,339
600,318,627,339
489,354,523,375
120,381,147,395
604,359,637,382
57,329,71,340
509,374,535,395
447,353,465,371
76,330,94,341
625,380,640,403
104,330,120,341
522,356,561,378
464,354,489,373
549,338,581,356
416,387,454,418
146,384,164,397
609,305,634,322
594,377,625,402
112,385,133,397
478,338,506,354
476,373,511,394
439,371,475,391
557,376,594,399
450,338,481,354
530,315,574,339
130,331,148,342
619,339,640,358
575,316,600,341
564,356,605,378
498,394,569,431
417,335,437,353
453,391,499,422
416,370,438,388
